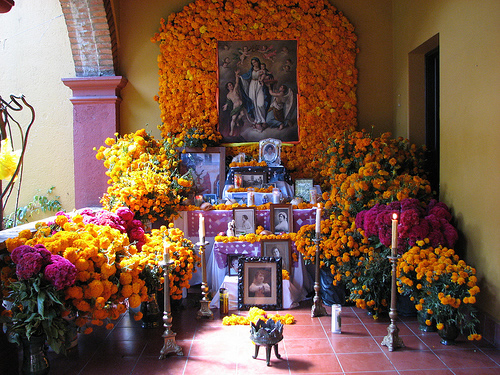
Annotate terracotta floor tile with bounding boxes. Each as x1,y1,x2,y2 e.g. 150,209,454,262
336,352,396,372
284,338,334,355
287,353,342,374
385,349,447,371
433,348,500,369
30,292,500,375
328,336,382,354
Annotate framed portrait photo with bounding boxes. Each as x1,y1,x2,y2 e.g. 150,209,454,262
238,257,283,310
270,204,293,234
233,207,257,235
261,239,292,272
259,138,282,166
241,171,267,189
227,254,240,276
179,147,226,198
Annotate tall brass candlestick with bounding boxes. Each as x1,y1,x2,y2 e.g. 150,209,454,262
311,238,327,317
196,240,213,319
159,257,183,358
381,215,404,351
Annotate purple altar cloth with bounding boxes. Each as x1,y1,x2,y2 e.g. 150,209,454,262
186,208,316,238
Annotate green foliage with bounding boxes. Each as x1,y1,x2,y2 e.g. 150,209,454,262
3,186,62,228
5,273,74,354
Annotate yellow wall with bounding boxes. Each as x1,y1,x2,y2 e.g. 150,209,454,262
0,1,75,220
116,0,394,137
392,0,500,320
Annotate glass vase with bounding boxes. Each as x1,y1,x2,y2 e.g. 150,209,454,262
417,310,437,332
140,293,162,328
21,334,50,375
438,322,460,345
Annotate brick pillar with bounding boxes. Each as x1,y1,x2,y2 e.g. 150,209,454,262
62,76,127,209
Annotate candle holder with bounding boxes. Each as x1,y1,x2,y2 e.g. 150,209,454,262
159,259,183,359
196,240,214,319
381,254,405,351
311,238,327,317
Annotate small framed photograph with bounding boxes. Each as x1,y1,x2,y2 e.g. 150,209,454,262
259,138,282,166
179,147,226,197
241,172,267,189
233,207,257,235
270,204,293,234
295,178,314,202
261,239,292,272
238,257,283,310
203,193,217,204
227,254,240,276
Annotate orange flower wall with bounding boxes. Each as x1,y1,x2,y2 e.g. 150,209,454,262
151,0,359,182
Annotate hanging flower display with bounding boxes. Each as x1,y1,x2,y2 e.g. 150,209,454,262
151,0,359,183
95,129,193,223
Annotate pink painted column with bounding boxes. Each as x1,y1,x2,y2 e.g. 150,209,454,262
62,76,127,209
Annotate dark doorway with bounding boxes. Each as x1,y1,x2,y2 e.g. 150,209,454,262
425,47,440,195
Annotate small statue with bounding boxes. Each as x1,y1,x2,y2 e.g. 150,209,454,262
227,220,236,237
231,153,245,164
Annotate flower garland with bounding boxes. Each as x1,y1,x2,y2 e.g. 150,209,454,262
222,306,295,326
151,0,359,182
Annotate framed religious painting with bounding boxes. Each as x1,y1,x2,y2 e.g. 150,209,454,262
232,206,257,235
238,257,283,310
217,40,299,144
179,147,226,198
270,204,293,234
261,239,292,272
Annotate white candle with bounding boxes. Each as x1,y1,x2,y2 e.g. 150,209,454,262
199,213,205,243
247,188,255,206
391,213,398,256
315,204,322,238
163,238,169,263
272,188,280,204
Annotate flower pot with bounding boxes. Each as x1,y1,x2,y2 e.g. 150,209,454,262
417,310,437,332
21,334,50,375
140,293,162,328
319,268,345,306
438,322,460,345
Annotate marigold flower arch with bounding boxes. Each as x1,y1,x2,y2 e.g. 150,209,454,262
152,0,359,181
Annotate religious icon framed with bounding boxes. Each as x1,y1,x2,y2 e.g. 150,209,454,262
217,40,299,144
179,147,226,198
238,256,283,310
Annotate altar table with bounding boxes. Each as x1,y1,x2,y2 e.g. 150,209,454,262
173,209,316,294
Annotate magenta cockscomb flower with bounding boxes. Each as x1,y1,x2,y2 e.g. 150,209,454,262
116,207,135,222
44,255,77,290
16,251,45,280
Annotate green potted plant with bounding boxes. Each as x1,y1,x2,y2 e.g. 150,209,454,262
1,244,78,374
397,240,482,344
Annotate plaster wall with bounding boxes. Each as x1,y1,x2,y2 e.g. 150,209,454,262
392,0,500,321
0,0,75,221
115,0,393,138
